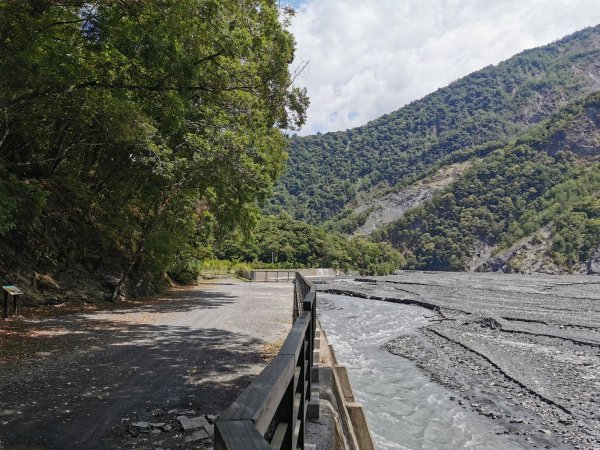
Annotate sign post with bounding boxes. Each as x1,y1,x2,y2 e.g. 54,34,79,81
2,285,23,317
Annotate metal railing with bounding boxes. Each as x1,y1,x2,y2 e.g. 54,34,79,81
215,273,317,450
251,269,297,282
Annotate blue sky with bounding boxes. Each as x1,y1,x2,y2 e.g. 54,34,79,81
286,0,600,136
281,0,305,9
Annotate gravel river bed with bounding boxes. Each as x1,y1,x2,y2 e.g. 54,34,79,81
316,272,600,450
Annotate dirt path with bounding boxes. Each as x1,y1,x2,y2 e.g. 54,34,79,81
0,280,292,449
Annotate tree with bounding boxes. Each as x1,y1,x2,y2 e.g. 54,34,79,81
0,1,308,298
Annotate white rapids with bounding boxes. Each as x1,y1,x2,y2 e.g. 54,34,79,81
318,293,528,450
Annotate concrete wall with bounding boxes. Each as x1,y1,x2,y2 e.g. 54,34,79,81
251,268,341,281
307,322,376,450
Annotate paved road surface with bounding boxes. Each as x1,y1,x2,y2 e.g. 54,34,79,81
0,280,292,449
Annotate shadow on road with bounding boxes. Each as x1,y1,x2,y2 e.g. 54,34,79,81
0,287,271,449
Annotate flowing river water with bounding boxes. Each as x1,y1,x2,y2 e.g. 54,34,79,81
318,292,529,450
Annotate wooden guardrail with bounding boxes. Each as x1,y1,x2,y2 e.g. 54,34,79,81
215,273,317,450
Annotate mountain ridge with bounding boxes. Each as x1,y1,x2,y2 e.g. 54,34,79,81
269,24,600,274
375,90,600,273
271,24,600,226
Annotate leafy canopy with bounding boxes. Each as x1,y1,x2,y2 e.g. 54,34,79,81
0,0,308,282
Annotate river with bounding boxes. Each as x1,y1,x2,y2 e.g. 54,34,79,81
318,292,529,450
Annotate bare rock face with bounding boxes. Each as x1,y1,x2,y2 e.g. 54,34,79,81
33,272,60,290
544,105,600,159
476,226,570,274
353,161,472,235
588,246,600,274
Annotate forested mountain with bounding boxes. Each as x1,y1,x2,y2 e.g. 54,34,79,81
374,91,600,272
270,25,600,224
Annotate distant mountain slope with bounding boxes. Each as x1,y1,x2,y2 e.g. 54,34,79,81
375,91,600,273
351,161,472,235
270,25,600,224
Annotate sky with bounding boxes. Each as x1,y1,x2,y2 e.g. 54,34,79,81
282,0,600,136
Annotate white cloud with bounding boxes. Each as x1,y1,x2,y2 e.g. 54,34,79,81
288,0,600,135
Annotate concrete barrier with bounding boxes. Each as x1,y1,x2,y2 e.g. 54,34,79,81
346,403,375,450
335,366,355,403
251,268,342,282
312,320,376,450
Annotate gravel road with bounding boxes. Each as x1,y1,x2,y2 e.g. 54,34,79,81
318,271,600,450
0,279,292,449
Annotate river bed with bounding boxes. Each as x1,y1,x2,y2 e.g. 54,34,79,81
317,272,600,449
318,293,528,450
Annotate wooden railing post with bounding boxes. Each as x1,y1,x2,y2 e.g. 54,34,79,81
303,291,315,399
217,274,317,450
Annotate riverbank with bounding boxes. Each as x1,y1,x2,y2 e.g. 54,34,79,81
317,272,600,449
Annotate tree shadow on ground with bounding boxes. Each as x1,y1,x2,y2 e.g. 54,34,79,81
0,304,274,449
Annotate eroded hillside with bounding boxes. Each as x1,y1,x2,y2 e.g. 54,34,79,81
377,92,600,274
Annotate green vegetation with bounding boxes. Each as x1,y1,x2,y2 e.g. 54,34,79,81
0,1,307,296
375,92,600,272
169,259,253,284
271,25,600,224
2,4,598,294
171,212,404,278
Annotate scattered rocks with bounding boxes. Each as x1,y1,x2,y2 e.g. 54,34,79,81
205,414,218,424
177,415,210,431
475,316,503,330
325,273,600,449
121,410,217,447
184,429,210,443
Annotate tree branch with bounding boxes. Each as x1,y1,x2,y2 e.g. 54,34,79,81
11,78,264,106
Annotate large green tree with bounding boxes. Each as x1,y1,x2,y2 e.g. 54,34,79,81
0,0,307,297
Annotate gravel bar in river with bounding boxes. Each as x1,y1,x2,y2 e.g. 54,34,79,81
317,271,600,450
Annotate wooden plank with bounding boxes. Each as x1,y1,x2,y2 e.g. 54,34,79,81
293,366,301,393
214,420,271,450
269,422,289,450
279,316,310,360
218,274,318,450
303,291,315,310
292,419,302,449
293,392,301,419
219,354,295,434
292,401,309,450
